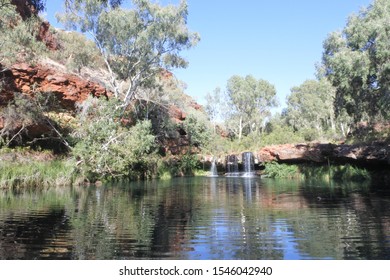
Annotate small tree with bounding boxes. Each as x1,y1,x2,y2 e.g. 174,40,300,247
205,87,222,134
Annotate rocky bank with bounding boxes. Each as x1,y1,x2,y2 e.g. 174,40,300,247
257,142,390,167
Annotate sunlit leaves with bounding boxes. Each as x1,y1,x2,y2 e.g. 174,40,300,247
224,75,277,139
58,0,199,105
322,0,390,123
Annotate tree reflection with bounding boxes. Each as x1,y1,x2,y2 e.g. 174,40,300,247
0,177,389,259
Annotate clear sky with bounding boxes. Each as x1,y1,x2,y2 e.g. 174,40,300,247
44,0,373,112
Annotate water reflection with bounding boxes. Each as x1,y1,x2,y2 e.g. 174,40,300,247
0,177,389,259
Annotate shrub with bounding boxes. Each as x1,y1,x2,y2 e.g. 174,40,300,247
50,30,104,73
332,164,371,181
0,3,46,65
0,92,70,151
263,162,302,178
71,97,159,181
262,125,304,146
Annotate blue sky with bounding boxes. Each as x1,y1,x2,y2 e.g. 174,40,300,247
44,0,373,112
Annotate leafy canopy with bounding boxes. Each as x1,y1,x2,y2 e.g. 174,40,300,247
322,0,390,124
58,0,199,105
225,75,277,139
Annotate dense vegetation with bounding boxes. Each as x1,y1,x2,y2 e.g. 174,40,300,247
1,0,389,187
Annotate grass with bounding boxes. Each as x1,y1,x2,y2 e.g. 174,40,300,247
0,159,76,189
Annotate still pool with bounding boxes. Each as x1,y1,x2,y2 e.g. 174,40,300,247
0,177,389,259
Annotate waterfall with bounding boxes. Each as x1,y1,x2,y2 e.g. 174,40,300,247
207,153,257,178
226,155,239,177
209,158,218,177
242,152,255,177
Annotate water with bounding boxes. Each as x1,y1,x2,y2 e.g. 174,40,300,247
225,155,239,177
242,152,255,177
209,158,218,177
1,177,390,260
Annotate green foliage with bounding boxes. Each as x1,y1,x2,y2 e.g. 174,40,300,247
1,93,43,141
182,109,212,148
285,79,337,138
263,162,302,179
51,30,103,72
322,0,390,125
331,164,371,181
58,0,199,105
0,2,46,65
179,153,200,176
0,159,75,189
264,162,370,182
224,75,278,140
262,126,304,145
0,91,71,151
72,97,158,181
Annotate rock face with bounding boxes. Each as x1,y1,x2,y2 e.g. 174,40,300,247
0,62,111,141
10,0,59,50
0,61,203,153
257,143,390,166
10,0,36,19
1,62,110,110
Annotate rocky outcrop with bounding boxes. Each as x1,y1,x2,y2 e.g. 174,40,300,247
38,21,59,50
10,0,59,50
257,142,390,166
1,62,110,110
0,61,203,152
0,62,111,142
10,0,36,20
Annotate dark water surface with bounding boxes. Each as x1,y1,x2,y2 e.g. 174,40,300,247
1,177,390,260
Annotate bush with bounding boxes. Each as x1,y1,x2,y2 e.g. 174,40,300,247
182,109,212,148
71,97,159,181
263,162,302,178
50,30,104,73
262,125,304,146
332,164,371,181
0,3,46,65
0,92,71,151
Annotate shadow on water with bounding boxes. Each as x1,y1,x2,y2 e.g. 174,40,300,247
0,176,389,260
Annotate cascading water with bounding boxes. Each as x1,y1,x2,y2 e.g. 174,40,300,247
225,155,239,177
242,152,255,177
209,158,218,177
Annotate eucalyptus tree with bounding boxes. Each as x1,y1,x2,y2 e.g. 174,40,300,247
224,75,277,140
205,87,222,134
285,79,336,136
322,0,390,126
58,0,199,107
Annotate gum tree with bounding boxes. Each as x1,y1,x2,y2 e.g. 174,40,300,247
322,0,390,126
58,0,199,107
285,79,336,137
224,75,277,140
